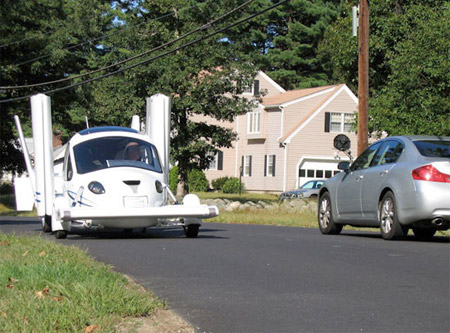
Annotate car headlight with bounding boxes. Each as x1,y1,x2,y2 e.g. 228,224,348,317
88,181,105,194
155,180,163,193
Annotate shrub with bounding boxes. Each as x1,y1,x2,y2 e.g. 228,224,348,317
222,177,245,194
169,166,178,194
169,166,209,193
211,176,230,191
188,169,209,192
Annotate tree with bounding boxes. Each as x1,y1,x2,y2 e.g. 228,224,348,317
0,0,114,174
86,0,258,195
318,1,450,136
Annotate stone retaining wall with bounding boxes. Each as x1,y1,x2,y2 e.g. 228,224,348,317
200,198,318,213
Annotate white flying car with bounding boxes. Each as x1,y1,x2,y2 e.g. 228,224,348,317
14,93,218,239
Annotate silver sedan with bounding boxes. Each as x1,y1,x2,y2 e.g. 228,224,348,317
318,136,450,240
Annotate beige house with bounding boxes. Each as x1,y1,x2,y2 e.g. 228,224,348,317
192,71,358,193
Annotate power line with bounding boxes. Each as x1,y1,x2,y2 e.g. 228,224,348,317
0,0,289,104
1,0,255,90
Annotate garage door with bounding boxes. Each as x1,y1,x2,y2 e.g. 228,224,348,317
298,159,342,187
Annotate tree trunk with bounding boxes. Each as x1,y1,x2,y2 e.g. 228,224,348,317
176,164,189,198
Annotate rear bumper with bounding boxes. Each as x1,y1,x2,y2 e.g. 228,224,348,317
399,181,450,229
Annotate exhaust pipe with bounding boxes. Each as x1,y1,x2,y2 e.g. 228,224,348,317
431,217,444,227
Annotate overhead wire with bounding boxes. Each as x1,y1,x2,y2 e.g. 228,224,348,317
1,0,255,90
0,0,289,104
1,0,215,68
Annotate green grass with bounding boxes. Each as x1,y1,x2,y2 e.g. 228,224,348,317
0,233,164,332
210,208,318,228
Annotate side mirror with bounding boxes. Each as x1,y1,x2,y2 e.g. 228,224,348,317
338,161,350,172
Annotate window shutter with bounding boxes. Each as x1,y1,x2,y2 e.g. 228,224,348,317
325,112,330,132
241,156,244,176
218,151,223,170
253,80,260,96
249,156,252,177
272,155,276,177
264,155,267,177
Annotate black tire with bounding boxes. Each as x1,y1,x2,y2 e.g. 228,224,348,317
412,228,436,241
184,224,200,238
379,191,407,240
318,192,343,235
43,215,52,233
55,230,68,239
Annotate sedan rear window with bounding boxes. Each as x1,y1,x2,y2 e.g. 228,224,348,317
413,140,450,158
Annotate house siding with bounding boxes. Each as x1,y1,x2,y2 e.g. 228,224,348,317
284,89,358,190
238,109,284,192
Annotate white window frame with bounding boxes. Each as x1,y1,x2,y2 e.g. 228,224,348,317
208,152,219,170
247,111,261,134
242,83,254,95
330,112,354,133
243,155,251,177
265,155,275,177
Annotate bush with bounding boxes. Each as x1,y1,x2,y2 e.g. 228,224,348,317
222,177,245,194
211,177,230,191
169,166,209,193
169,166,179,194
188,169,209,192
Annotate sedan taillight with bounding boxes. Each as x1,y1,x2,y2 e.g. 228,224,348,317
412,165,450,183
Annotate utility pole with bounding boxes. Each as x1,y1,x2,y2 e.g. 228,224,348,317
357,0,369,156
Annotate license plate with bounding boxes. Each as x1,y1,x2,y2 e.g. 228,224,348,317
123,196,148,208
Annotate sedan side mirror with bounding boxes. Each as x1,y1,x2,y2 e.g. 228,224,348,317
338,161,350,172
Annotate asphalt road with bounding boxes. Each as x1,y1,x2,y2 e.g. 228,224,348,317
1,217,449,333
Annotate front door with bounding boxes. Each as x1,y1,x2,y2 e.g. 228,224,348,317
336,142,383,220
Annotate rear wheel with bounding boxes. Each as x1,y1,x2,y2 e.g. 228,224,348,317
318,192,343,235
412,228,436,241
184,224,200,238
379,191,407,240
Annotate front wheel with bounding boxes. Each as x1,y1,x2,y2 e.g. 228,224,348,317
318,192,343,235
379,191,407,240
184,224,200,238
42,215,52,233
55,230,68,239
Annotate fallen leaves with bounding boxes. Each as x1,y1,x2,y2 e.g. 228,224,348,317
35,286,50,298
85,324,99,332
39,251,46,257
0,240,8,246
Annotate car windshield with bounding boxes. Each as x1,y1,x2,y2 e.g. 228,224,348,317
74,137,162,174
413,140,450,158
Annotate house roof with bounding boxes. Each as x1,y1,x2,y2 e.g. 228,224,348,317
262,84,339,107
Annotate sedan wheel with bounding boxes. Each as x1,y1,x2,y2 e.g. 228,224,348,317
379,191,407,240
318,192,342,235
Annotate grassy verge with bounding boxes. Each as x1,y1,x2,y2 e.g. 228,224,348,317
210,208,317,228
0,233,164,332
